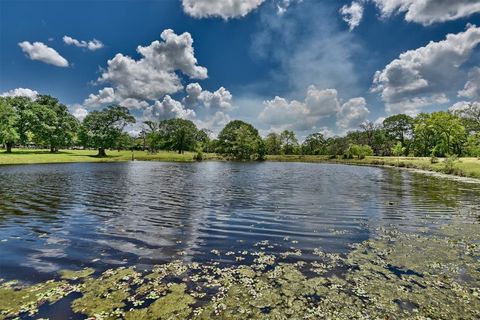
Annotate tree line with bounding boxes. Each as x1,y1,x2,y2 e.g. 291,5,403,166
1,95,479,159
0,96,135,156
297,109,480,159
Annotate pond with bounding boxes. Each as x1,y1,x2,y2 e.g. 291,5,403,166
0,162,479,319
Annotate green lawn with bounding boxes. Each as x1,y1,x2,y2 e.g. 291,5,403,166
266,154,480,179
0,149,217,165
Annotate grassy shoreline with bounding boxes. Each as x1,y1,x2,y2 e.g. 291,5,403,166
1,149,479,180
0,149,220,165
266,154,480,179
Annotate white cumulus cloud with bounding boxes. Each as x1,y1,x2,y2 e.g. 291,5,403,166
372,24,480,115
259,85,342,131
143,95,196,121
69,104,89,121
182,0,265,19
449,100,478,113
194,111,231,134
258,85,369,133
18,41,69,67
97,29,207,101
83,87,116,107
458,67,480,101
183,83,233,110
260,96,309,129
340,1,364,31
336,97,370,130
341,1,480,29
83,87,150,110
1,88,38,100
119,98,150,110
63,35,104,51
372,0,480,25
304,86,341,117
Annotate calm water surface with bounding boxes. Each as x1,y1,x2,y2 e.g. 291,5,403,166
0,161,479,283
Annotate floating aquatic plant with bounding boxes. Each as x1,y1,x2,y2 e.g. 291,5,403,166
59,267,95,280
1,222,479,319
0,280,75,319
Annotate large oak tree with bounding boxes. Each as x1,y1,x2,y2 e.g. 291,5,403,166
29,95,79,152
80,106,135,157
217,120,265,160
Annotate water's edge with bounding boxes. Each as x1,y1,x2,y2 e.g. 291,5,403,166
2,157,479,184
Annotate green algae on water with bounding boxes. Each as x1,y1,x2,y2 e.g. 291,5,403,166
59,267,95,280
1,222,479,320
0,280,75,320
71,267,140,319
124,284,195,320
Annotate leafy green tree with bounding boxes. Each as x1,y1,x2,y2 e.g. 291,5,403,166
80,106,136,157
383,114,414,153
391,141,406,157
28,95,79,152
0,98,20,153
264,132,282,155
159,118,198,154
465,133,480,157
412,113,435,157
302,132,326,155
280,130,298,155
346,130,368,146
413,112,466,157
115,132,134,151
442,154,459,174
217,120,265,160
144,121,163,153
326,136,349,157
209,139,221,153
391,142,406,165
26,102,55,146
437,112,466,156
196,128,212,153
3,96,35,145
195,128,210,144
347,144,373,159
371,128,392,156
137,129,147,151
359,121,376,147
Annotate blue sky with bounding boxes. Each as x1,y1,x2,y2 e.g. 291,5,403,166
1,0,480,138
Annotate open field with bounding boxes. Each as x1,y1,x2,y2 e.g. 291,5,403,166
0,149,220,165
266,154,480,179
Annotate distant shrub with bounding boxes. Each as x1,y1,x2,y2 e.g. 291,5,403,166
391,142,406,157
371,160,385,166
194,150,203,161
346,144,373,159
442,154,458,174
